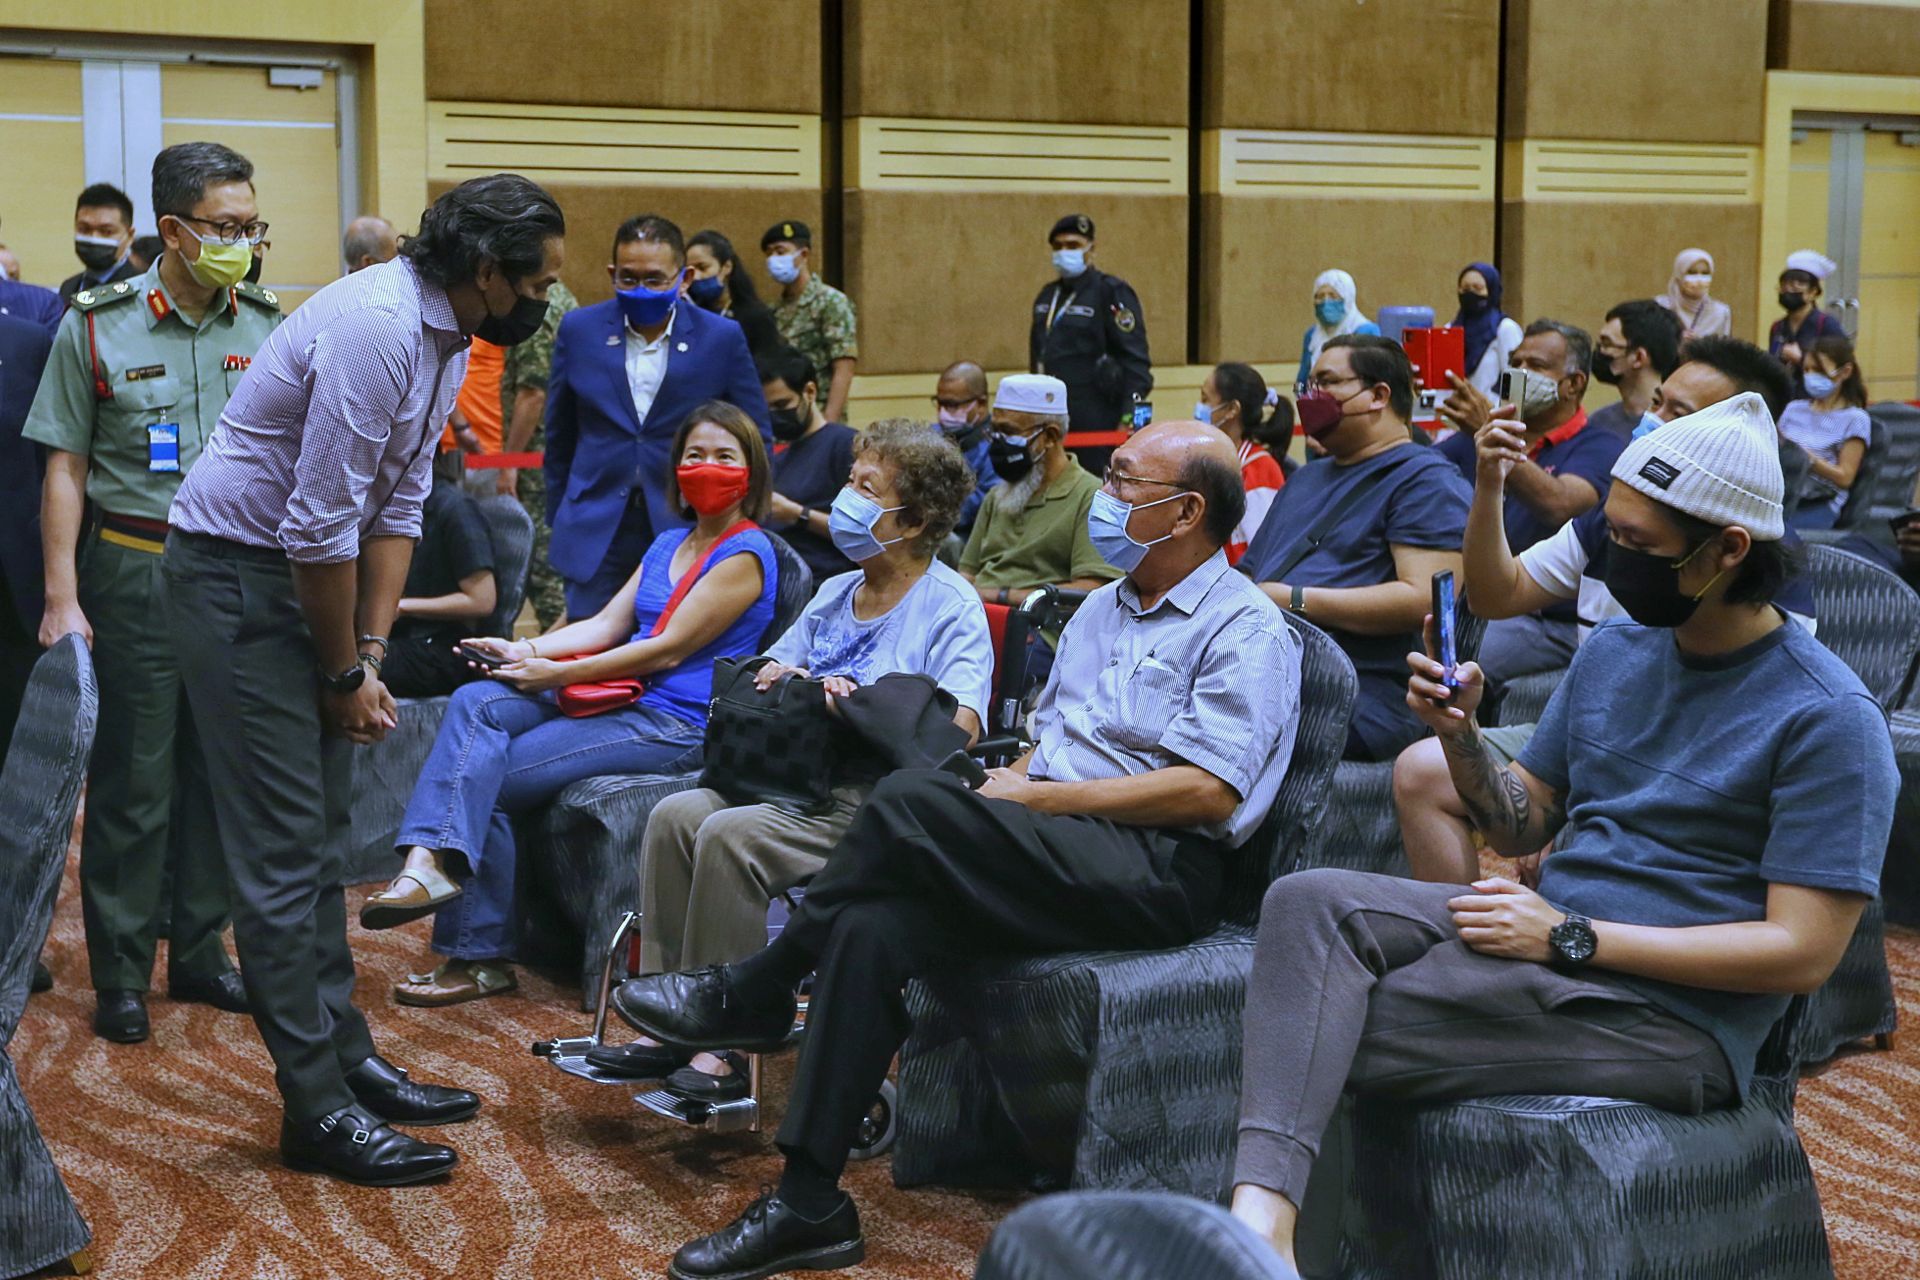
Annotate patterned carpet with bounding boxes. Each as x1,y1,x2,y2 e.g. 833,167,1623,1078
13,847,1920,1278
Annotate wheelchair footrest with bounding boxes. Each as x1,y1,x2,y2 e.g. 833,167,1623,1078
635,1089,762,1134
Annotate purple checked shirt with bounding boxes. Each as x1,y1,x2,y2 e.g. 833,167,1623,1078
169,258,470,564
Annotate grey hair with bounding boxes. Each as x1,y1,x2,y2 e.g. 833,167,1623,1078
341,215,395,267
151,142,253,219
1523,318,1594,379
854,420,976,556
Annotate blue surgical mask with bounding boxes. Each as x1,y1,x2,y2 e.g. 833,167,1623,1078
687,274,725,307
766,252,800,285
1802,371,1836,399
1631,411,1665,440
1193,401,1213,425
1052,248,1087,279
828,486,908,562
1086,486,1190,574
1315,298,1347,327
616,271,682,330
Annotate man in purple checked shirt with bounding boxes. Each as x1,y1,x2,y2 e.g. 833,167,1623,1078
163,174,566,1188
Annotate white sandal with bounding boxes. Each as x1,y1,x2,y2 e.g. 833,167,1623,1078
359,864,462,931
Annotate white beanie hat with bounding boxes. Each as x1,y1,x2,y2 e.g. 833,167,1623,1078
1784,248,1837,280
994,373,1070,416
1611,391,1785,541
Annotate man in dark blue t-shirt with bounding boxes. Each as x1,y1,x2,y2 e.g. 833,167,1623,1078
1239,334,1468,761
1226,390,1896,1269
1436,319,1623,682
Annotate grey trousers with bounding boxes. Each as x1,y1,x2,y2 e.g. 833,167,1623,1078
1234,869,1733,1205
638,785,867,975
162,532,375,1123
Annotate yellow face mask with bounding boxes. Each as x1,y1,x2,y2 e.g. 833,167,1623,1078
176,221,254,288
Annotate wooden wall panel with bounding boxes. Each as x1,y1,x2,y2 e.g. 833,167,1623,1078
842,191,1187,376
429,180,824,309
842,0,1189,127
424,0,821,114
1201,0,1501,135
1197,194,1495,366
1500,200,1762,342
1770,0,1920,75
1506,0,1766,144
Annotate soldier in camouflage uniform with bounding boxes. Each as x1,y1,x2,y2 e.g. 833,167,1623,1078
760,219,858,423
497,280,576,628
23,142,280,1042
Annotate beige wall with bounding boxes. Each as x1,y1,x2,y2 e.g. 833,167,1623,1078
1769,0,1920,76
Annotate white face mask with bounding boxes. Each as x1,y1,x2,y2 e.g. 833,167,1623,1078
1683,273,1712,289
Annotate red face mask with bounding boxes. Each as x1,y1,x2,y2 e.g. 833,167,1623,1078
677,463,752,516
1295,385,1362,439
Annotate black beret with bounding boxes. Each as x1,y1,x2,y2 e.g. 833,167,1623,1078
1048,213,1094,241
761,219,812,249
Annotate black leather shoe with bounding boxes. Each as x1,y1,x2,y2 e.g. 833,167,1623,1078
169,968,250,1013
666,1052,750,1102
31,961,52,993
280,1106,457,1187
669,1189,863,1280
583,1038,693,1080
344,1053,481,1125
611,967,796,1053
93,990,149,1043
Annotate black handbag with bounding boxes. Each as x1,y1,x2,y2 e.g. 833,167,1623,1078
701,656,839,814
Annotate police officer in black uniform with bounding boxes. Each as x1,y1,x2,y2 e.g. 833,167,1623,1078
1028,213,1152,435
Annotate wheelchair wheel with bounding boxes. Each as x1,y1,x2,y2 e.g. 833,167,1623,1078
847,1078,896,1160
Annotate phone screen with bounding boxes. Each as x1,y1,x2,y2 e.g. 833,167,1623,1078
1431,570,1459,689
456,642,506,669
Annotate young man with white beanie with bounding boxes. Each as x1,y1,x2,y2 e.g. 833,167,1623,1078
1227,390,1898,1270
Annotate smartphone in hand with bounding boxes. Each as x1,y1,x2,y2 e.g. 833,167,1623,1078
454,641,508,670
1498,367,1560,420
1430,570,1459,690
1889,508,1920,539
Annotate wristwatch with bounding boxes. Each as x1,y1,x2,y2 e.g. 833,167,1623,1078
319,661,367,696
1548,911,1598,970
1288,584,1307,615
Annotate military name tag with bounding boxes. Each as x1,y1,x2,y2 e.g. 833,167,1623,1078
1062,304,1097,319
125,364,166,381
147,422,181,473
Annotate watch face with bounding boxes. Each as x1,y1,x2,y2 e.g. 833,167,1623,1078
1552,917,1597,964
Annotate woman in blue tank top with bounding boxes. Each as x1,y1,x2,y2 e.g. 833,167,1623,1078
364,402,779,1007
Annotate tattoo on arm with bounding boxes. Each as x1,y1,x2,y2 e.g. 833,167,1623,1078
1441,723,1562,850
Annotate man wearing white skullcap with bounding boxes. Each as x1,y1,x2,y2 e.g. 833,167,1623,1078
1771,247,1844,376
958,373,1119,618
1225,389,1898,1268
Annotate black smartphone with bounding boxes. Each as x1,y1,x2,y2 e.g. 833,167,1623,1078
454,641,508,670
1430,570,1459,690
1889,508,1920,538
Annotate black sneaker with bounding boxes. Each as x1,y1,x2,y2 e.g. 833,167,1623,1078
669,1188,863,1280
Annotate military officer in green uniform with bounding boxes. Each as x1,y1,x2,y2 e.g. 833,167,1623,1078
1029,212,1153,435
498,279,577,630
24,142,281,1044
761,219,859,424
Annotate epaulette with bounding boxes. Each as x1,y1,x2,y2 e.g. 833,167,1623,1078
68,280,141,311
234,279,282,311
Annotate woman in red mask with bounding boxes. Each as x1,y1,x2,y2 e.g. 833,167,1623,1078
364,402,780,1008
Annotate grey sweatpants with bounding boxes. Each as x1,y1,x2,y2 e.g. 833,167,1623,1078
1234,868,1733,1204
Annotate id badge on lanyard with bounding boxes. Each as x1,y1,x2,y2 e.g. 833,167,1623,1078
147,422,181,473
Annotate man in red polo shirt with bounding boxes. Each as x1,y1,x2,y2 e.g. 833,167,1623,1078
1435,318,1622,682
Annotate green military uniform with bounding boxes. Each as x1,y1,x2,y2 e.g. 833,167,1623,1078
772,274,858,384
22,261,282,993
499,280,577,629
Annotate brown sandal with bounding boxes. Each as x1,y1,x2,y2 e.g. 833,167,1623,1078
393,960,516,1008
360,866,462,931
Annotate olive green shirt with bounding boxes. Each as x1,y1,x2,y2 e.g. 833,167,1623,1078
773,274,859,379
960,459,1119,591
22,261,283,520
498,280,578,430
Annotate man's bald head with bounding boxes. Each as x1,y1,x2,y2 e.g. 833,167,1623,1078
342,215,398,273
938,360,988,401
1112,419,1245,549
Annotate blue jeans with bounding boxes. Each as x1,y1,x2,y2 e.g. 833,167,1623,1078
396,680,705,960
1789,502,1839,531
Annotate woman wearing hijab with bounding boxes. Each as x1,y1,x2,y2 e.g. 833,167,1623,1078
1451,261,1523,395
1656,248,1732,339
1295,269,1381,393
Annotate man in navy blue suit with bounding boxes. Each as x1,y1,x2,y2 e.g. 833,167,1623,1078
0,311,53,757
544,214,771,618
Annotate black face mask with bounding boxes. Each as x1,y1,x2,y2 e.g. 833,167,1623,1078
1457,291,1491,316
989,433,1038,482
74,238,123,274
475,287,547,346
769,404,808,442
1590,350,1622,386
1778,291,1807,313
1600,538,1717,628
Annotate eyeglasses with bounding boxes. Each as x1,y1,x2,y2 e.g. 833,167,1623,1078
614,271,682,291
173,214,269,246
1102,464,1181,490
1304,372,1362,392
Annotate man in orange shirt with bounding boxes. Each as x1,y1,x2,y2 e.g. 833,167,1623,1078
441,335,506,485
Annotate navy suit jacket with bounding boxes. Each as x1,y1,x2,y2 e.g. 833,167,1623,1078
0,313,53,631
544,300,770,583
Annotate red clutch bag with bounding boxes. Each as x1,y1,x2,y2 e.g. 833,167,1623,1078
553,517,758,719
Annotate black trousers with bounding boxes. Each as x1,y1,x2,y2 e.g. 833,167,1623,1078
163,532,375,1122
0,599,37,767
774,768,1222,1178
380,632,476,699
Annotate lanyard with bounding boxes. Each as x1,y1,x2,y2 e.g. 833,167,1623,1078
1044,283,1077,335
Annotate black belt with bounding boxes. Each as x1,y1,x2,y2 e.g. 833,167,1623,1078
166,528,288,564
